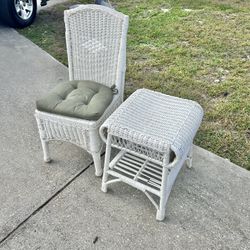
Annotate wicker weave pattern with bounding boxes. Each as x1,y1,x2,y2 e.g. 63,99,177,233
110,136,165,163
36,94,122,152
100,89,204,162
101,89,203,220
35,5,128,176
65,5,127,90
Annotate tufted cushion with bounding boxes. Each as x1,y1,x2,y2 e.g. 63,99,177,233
36,80,113,120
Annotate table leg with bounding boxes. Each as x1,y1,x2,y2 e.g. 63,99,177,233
156,166,169,221
156,154,170,221
101,134,112,193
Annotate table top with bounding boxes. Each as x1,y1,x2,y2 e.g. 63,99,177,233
100,89,203,158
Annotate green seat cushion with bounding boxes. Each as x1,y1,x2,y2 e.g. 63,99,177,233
36,80,113,120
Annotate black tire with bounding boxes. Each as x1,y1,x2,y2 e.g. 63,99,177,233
0,0,37,28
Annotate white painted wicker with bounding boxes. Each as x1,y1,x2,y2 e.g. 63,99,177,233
100,89,204,220
35,5,129,176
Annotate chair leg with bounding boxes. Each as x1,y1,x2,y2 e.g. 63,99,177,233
41,139,51,163
186,145,193,168
92,152,103,177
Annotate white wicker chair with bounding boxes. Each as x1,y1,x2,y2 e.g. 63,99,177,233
35,5,129,176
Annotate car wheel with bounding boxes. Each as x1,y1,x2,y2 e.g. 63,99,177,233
0,0,37,28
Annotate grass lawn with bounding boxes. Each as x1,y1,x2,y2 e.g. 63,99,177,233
19,0,250,170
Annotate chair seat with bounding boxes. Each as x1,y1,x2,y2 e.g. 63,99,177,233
36,80,113,120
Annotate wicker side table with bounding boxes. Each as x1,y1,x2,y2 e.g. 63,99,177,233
100,89,204,221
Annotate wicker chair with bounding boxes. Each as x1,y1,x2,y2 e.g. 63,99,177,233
35,5,129,176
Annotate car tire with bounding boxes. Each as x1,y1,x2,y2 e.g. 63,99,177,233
0,0,37,28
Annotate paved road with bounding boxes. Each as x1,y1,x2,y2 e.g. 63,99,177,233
0,24,249,249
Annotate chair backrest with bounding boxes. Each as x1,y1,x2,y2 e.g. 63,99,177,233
64,5,129,94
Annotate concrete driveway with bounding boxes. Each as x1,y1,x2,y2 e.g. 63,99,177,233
0,24,93,243
0,22,249,249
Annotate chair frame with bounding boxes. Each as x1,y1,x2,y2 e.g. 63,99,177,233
35,5,129,176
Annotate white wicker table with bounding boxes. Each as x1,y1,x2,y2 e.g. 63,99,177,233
100,89,204,221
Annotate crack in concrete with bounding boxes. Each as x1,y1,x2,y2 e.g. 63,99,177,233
0,154,104,247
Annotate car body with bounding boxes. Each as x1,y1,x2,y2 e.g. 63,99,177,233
0,0,111,28
0,0,49,28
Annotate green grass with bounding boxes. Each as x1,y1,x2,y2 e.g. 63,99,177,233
19,0,250,169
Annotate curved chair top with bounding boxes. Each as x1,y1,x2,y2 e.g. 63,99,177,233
64,4,129,91
64,4,128,20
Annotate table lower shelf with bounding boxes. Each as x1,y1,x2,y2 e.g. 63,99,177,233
107,150,165,196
